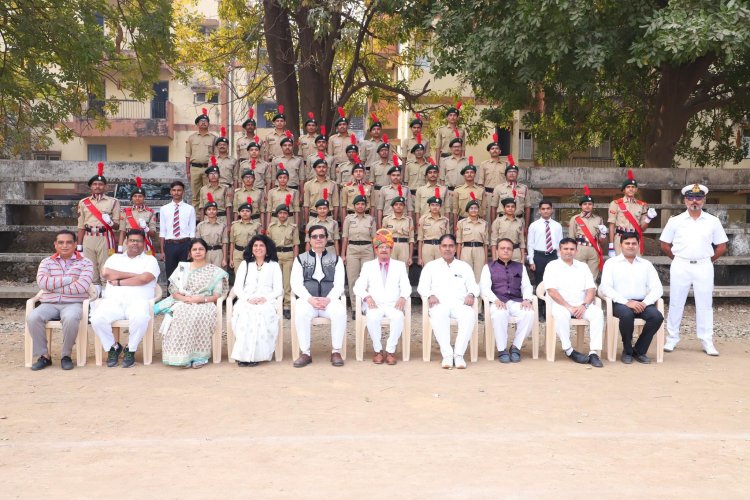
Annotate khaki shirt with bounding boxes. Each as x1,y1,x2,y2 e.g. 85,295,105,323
439,156,469,188
418,214,450,242
377,185,414,218
230,219,260,249
199,184,230,213
328,133,356,166
342,214,376,242
304,152,335,182
267,220,299,249
403,134,431,163
607,197,647,230
404,159,429,189
415,183,450,217
235,134,255,161
197,219,228,247
305,217,339,245
569,212,605,243
435,126,465,156
119,206,155,234
340,182,375,212
215,155,235,187
457,218,488,245
480,159,506,193
451,184,487,219
298,133,318,162
369,159,391,187
382,214,414,242
335,161,356,186
261,130,287,161
233,186,265,215
238,159,272,189
491,216,525,248
186,132,217,163
271,155,304,188
360,138,384,168
266,187,300,214
77,195,121,230
492,182,531,218
304,179,339,209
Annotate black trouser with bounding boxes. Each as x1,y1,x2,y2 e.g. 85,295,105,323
532,250,557,316
164,239,191,281
612,303,664,356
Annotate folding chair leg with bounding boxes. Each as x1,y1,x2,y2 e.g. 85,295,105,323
546,321,556,362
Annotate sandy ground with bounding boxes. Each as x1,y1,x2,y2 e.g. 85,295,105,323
0,301,748,499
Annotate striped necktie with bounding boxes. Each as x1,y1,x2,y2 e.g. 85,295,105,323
545,220,552,252
173,203,181,238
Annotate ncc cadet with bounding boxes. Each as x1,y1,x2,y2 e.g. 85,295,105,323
381,189,414,265
261,105,289,161
341,185,376,310
214,127,236,188
305,193,340,254
303,153,339,225
265,167,300,228
415,161,449,219
335,135,360,186
417,188,450,266
377,164,414,227
360,113,385,172
267,196,299,319
305,126,334,182
481,133,506,201
450,160,486,229
339,161,374,221
328,106,357,168
607,169,656,256
185,108,217,210
404,134,429,190
235,108,257,168
370,140,392,206
196,194,228,268
299,112,319,162
491,156,531,230
118,177,156,255
439,134,470,190
456,194,489,283
199,160,231,223
232,169,265,224
229,197,261,269
403,113,430,163
77,163,120,287
569,185,608,280
435,102,466,167
491,197,526,263
271,131,304,193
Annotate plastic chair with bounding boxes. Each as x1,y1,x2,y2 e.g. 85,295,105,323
24,287,97,367
354,294,412,361
226,290,284,362
603,297,665,363
535,282,602,362
290,293,348,360
482,296,540,360
420,296,479,362
92,284,162,366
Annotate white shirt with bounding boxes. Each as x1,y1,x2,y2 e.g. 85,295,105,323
352,258,411,306
543,258,595,306
159,200,196,239
417,257,479,305
290,251,345,300
101,252,160,302
599,254,663,305
527,217,564,263
659,210,728,260
232,260,283,302
479,261,533,303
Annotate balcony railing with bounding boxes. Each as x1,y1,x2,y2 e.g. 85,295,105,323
540,157,618,168
69,99,173,138
83,99,168,120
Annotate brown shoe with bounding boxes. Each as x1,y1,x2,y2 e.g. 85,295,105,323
330,352,344,367
293,353,312,368
372,351,385,364
385,352,397,365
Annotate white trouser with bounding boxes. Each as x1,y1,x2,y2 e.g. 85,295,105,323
365,304,404,353
489,301,535,351
667,257,714,343
90,298,151,352
429,301,476,358
550,302,603,352
295,298,347,355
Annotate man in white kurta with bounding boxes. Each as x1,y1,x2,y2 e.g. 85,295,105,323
90,230,160,368
660,183,728,356
543,237,604,367
417,234,479,369
352,230,411,365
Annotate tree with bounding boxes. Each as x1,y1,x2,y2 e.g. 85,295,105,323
407,0,750,167
0,0,174,158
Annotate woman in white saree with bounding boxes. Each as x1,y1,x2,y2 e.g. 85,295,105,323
231,234,283,366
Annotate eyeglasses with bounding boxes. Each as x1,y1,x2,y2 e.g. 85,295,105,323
310,234,327,240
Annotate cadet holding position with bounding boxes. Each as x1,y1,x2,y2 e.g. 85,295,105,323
490,157,530,230
305,192,339,254
381,188,414,265
341,186,376,313
272,131,304,192
328,107,356,168
439,134,469,190
303,153,339,225
450,161,486,230
229,198,261,269
339,162,374,221
456,194,489,283
607,169,656,256
568,185,607,280
199,160,231,223
265,167,300,228
196,194,228,268
267,196,299,319
232,169,264,224
214,127,235,188
119,177,156,256
403,113,430,164
435,102,466,167
235,109,257,170
299,112,319,162
261,105,289,161
481,134,506,201
377,164,414,227
490,197,525,263
185,108,216,210
417,188,450,266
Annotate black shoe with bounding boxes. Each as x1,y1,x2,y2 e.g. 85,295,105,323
498,350,510,363
567,350,590,364
121,349,135,368
107,344,123,367
238,361,260,367
60,356,75,370
621,353,633,364
351,310,356,321
510,346,521,363
634,353,652,364
283,309,291,320
31,356,52,371
589,353,604,368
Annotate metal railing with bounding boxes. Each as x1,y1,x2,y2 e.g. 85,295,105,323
541,157,618,168
82,99,168,120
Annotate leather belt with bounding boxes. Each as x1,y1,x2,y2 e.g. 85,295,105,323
485,187,494,193
251,214,260,220
576,238,593,247
349,240,371,245
447,186,455,191
234,244,245,252
410,189,417,195
166,238,190,244
513,243,520,249
393,237,409,243
84,225,107,235
440,153,451,158
289,185,299,190
277,246,293,252
216,210,226,216
373,185,382,190
462,241,484,247
191,162,208,167
423,239,440,245
206,245,222,251
536,249,557,255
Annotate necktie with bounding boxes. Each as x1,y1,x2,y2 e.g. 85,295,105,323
173,203,181,238
545,220,553,253
380,262,388,285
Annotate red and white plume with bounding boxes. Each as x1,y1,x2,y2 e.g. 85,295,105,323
202,107,207,115
358,184,365,197
470,191,476,201
415,112,421,120
285,130,293,139
251,158,256,170
353,153,361,164
493,132,498,143
247,197,252,205
284,194,292,207
97,162,104,176
453,128,460,138
248,108,254,120
135,176,142,188
416,132,422,144
337,106,346,118
584,185,591,196
627,169,635,181
320,125,327,136
508,154,515,166
253,135,260,143
318,151,325,160
456,101,462,110
512,189,517,199
392,154,400,167
323,188,328,201
278,162,285,171
210,155,217,166
350,133,356,145
428,157,436,166
469,155,474,165
278,105,284,115
382,133,389,144
308,111,315,120
434,187,440,199
220,126,226,137
397,185,403,198
370,113,379,123
207,193,215,203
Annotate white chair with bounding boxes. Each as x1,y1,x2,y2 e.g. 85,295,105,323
603,297,665,363
482,297,540,360
24,287,97,367
290,293,348,360
535,282,602,362
92,284,162,366
354,294,412,361
210,292,227,363
226,290,284,362
421,296,479,362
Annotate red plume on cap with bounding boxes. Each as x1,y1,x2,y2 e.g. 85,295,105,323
383,133,389,144
135,176,142,188
392,154,399,166
247,197,252,206
251,158,256,170
353,153,361,164
202,107,207,115
397,185,403,197
493,132,498,143
308,111,314,119
416,112,421,120
470,191,476,201
512,189,517,199
469,155,474,165
338,106,346,118
278,162,285,170
434,187,440,199
584,185,591,196
456,101,462,110
284,194,291,206
220,126,226,137
323,188,328,201
453,127,459,138
253,135,260,143
627,169,634,181
97,162,104,176
508,154,515,166
248,108,254,119
350,133,356,145
318,151,324,160
416,132,422,144
285,130,292,139
210,155,217,166
278,104,284,114
358,184,365,196
207,193,215,203
428,157,436,166
320,125,327,136
370,113,379,123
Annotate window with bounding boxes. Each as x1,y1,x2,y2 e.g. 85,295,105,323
743,128,750,159
34,152,61,161
589,140,612,158
194,91,219,104
87,144,107,162
519,131,534,160
151,146,169,162
257,101,278,128
94,13,104,27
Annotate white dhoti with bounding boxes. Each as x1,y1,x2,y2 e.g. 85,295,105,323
428,301,476,358
295,298,347,355
489,301,535,351
90,298,151,351
550,302,603,352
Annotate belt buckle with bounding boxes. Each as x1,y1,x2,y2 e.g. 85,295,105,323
689,260,697,264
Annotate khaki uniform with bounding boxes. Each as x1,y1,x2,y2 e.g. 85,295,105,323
232,186,265,219
230,219,260,267
119,206,156,254
418,214,449,263
261,130,287,161
569,212,605,279
215,154,236,188
267,220,299,309
382,214,414,263
77,195,120,285
369,159,392,207
328,133,356,167
238,158,272,190
439,156,469,188
403,135,431,163
199,184,231,223
186,132,217,210
342,214,376,306
490,216,525,263
480,159,506,197
360,138,384,169
451,184,487,220
404,159,429,189
492,182,531,220
608,197,647,255
266,187,300,220
305,217,339,252
434,126,466,164
197,219,228,268
335,161,355,186
235,134,255,163
378,185,414,219
457,217,488,281
340,182,374,214
304,152,335,182
304,179,339,213
298,133,318,163
271,155,304,189
415,184,450,218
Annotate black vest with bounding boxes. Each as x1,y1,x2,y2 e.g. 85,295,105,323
297,250,339,297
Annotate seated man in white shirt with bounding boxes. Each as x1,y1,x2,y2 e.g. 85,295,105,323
90,229,160,368
290,224,347,368
417,233,480,369
480,238,535,363
599,231,664,364
543,237,604,367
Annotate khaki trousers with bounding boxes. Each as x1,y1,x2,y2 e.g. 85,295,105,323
190,166,207,211
345,244,374,306
392,242,410,263
83,235,110,285
278,251,294,309
421,242,441,263
460,246,486,282
575,246,601,280
206,248,224,268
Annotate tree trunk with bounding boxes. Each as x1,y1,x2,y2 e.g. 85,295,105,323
262,0,300,135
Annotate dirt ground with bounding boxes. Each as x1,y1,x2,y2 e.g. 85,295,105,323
0,300,748,499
